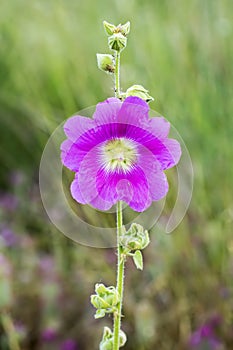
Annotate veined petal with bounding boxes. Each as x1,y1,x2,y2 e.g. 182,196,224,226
137,146,169,200
96,166,151,212
61,139,86,172
148,117,170,139
70,174,87,204
64,115,95,142
71,174,113,210
93,97,122,125
162,139,182,168
117,96,149,125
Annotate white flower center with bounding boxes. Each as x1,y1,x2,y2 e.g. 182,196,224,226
101,138,137,172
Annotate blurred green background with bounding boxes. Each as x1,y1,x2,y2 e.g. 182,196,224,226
0,0,233,349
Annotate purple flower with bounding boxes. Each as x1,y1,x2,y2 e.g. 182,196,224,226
60,339,77,350
0,193,18,212
0,226,19,247
61,96,181,212
189,322,223,349
41,327,58,342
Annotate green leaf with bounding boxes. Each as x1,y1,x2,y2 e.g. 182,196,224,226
133,250,143,270
94,309,106,319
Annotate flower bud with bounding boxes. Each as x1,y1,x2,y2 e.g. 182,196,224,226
126,85,154,102
108,33,127,52
90,283,120,318
120,223,150,251
96,54,115,74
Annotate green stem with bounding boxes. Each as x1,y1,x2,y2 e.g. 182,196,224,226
115,51,121,98
1,312,20,350
113,201,125,350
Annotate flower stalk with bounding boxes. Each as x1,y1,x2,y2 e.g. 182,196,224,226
113,201,125,350
62,19,181,350
115,51,121,99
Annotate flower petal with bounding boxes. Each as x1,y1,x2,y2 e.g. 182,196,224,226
64,115,95,142
96,166,152,212
137,146,169,200
117,96,149,125
70,174,87,204
61,139,86,172
158,138,181,169
93,97,122,125
71,174,113,210
148,117,170,139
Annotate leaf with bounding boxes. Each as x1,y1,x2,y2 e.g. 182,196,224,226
94,309,106,319
133,250,143,270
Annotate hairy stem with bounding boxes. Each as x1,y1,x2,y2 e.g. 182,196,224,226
113,201,125,350
115,51,121,98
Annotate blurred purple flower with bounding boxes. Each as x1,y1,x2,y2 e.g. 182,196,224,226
10,170,25,186
189,319,223,349
0,226,19,247
0,193,18,212
41,327,58,342
39,255,57,281
60,339,77,350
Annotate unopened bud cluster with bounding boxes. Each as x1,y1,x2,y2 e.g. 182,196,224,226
103,21,130,52
96,20,154,104
90,283,119,319
120,223,150,251
120,223,150,270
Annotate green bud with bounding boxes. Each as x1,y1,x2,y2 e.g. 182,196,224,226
126,85,154,102
97,54,115,74
119,330,127,347
108,33,127,52
91,283,119,317
103,21,116,36
120,223,150,251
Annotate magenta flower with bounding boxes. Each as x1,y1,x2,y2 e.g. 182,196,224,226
61,96,181,212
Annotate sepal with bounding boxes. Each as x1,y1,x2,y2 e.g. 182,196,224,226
126,84,154,102
132,250,143,270
108,33,127,52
